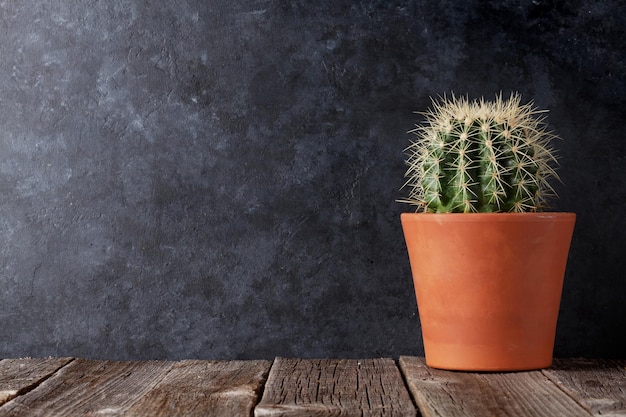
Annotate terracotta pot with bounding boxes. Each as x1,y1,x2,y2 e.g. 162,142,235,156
401,212,576,371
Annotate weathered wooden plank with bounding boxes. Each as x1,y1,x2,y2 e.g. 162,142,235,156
127,359,271,417
255,357,416,417
0,359,174,416
0,358,270,417
542,358,626,416
0,358,73,405
399,356,591,417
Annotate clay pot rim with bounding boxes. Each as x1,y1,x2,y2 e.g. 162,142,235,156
401,212,576,223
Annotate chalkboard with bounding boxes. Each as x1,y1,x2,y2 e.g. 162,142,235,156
0,0,624,360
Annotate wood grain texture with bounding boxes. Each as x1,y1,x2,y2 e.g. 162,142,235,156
1,357,622,416
0,359,270,417
255,357,416,417
542,358,626,416
0,359,174,416
0,358,73,405
399,356,591,417
127,359,271,417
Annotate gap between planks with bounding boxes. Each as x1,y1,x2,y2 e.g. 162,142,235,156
0,357,75,404
542,358,626,416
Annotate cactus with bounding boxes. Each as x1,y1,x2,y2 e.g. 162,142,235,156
401,93,560,213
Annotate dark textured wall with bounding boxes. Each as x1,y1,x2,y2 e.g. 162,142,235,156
1,0,624,360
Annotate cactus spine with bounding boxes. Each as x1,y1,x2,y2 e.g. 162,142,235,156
401,93,559,213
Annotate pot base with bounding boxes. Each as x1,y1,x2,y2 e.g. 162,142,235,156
424,342,553,372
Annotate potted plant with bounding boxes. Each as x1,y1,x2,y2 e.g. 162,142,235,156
399,93,576,371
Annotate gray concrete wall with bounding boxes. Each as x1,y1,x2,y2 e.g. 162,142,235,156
0,0,624,360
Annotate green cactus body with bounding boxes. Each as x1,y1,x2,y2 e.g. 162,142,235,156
402,94,559,213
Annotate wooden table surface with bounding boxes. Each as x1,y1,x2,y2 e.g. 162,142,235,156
0,356,624,416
